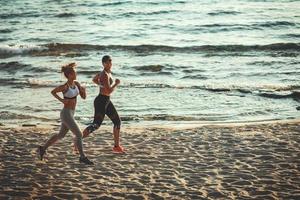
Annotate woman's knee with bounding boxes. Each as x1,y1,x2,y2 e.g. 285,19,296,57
87,123,100,133
74,134,83,143
70,127,83,139
87,114,104,133
113,118,121,129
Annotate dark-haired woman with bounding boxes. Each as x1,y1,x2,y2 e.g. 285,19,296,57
82,55,124,153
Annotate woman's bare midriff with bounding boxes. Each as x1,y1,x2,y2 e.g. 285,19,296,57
100,89,110,97
63,98,77,110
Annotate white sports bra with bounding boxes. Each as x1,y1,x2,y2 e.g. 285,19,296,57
63,83,79,99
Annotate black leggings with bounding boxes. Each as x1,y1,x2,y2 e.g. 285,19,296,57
86,94,121,134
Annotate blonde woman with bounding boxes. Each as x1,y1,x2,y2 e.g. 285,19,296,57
38,63,93,165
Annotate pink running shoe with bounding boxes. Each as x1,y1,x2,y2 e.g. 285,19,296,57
112,146,125,153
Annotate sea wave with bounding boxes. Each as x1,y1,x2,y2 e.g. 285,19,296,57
0,78,56,88
228,70,300,78
26,79,57,88
0,28,14,33
120,10,177,17
256,21,297,28
142,1,185,5
55,13,76,18
128,64,177,74
246,60,286,66
181,74,209,80
120,114,216,122
1,42,299,58
192,21,298,33
0,111,51,121
126,83,172,88
0,12,41,19
0,44,46,58
283,34,300,38
188,84,300,101
123,82,300,98
44,42,300,52
0,62,31,73
134,65,164,72
0,75,298,99
257,91,300,101
100,1,132,7
0,61,53,74
208,11,242,16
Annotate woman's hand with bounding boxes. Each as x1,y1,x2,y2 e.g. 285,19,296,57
115,78,120,85
80,85,87,99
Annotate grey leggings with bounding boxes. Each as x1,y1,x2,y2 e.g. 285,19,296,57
58,108,84,156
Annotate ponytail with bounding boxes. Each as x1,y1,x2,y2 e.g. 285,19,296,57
61,62,76,78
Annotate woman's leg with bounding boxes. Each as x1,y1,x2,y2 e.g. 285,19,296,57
43,123,69,150
106,101,122,148
83,95,108,138
63,109,85,158
38,115,69,160
63,109,93,164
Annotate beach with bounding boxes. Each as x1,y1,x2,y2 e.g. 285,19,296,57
0,120,299,199
1,0,299,199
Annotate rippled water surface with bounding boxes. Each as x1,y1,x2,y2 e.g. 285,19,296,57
0,0,299,126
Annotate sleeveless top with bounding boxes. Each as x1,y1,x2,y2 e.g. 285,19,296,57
63,83,79,99
99,71,113,89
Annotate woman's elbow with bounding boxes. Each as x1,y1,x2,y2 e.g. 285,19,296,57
92,77,99,84
80,91,87,99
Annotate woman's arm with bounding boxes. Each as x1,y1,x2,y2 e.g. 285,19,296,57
102,73,120,95
75,81,86,99
51,84,67,104
92,73,100,85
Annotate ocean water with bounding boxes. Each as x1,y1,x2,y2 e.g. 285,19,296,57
0,0,299,126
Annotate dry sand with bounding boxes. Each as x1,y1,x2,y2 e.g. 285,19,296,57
0,120,299,199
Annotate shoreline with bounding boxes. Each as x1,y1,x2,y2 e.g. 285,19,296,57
0,118,299,131
0,119,299,199
123,118,300,130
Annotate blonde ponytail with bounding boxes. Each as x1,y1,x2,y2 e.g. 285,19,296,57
61,62,76,78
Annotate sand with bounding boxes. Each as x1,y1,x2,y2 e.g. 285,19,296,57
0,120,299,200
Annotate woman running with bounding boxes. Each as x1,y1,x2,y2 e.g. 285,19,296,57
38,62,94,165
81,55,124,153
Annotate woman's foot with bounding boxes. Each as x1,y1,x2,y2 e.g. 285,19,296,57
37,146,46,160
112,145,125,153
79,156,94,165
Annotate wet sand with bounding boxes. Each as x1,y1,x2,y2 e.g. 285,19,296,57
0,120,299,199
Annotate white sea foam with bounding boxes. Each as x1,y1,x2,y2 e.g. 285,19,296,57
27,78,56,87
0,44,46,56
